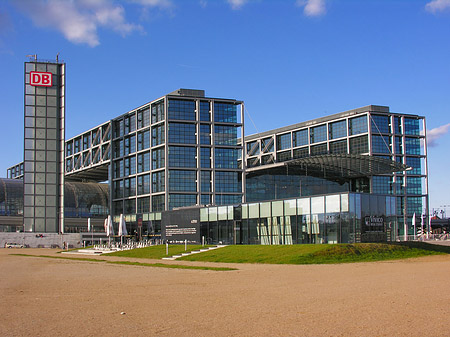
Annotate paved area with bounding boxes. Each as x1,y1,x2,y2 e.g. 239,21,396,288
1,248,450,336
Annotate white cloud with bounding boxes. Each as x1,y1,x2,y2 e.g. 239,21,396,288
427,123,450,147
425,0,450,13
227,0,249,10
13,0,163,47
296,0,326,17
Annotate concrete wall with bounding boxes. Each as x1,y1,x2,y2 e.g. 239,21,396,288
0,232,82,249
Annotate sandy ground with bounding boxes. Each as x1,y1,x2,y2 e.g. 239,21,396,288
1,249,450,337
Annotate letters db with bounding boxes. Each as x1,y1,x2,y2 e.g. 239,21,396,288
30,71,53,87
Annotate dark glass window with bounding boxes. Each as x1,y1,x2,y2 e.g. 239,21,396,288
404,118,420,136
261,154,275,164
152,195,165,212
201,194,211,205
349,116,368,136
200,147,211,168
124,177,136,197
200,101,210,121
151,101,164,124
406,177,422,195
137,129,150,151
215,171,242,193
371,115,390,134
66,142,73,156
395,136,402,154
406,196,422,214
124,156,136,176
168,99,196,121
310,125,327,143
214,102,237,123
74,138,81,153
201,171,211,192
114,119,124,138
137,174,150,195
137,107,150,129
168,194,197,210
261,137,274,153
406,156,421,175
310,143,327,155
137,197,150,214
371,135,391,154
168,122,196,144
124,199,136,215
405,137,420,155
329,140,347,154
168,146,196,168
113,181,123,199
215,148,239,169
329,120,347,140
293,147,309,158
246,141,259,156
114,139,123,158
372,176,393,194
214,125,237,145
277,151,291,162
216,194,242,206
124,113,136,135
152,147,165,170
152,171,165,193
152,124,165,147
293,129,308,147
137,151,150,173
276,133,291,150
349,135,369,154
200,124,211,145
169,170,197,192
82,134,90,150
124,135,136,156
394,117,402,134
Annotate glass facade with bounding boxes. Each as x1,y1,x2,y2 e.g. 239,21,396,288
200,193,397,245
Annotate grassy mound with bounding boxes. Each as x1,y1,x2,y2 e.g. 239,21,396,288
178,242,450,265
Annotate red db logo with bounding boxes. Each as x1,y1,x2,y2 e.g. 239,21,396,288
30,71,53,87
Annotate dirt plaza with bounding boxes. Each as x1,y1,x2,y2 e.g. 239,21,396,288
1,248,450,336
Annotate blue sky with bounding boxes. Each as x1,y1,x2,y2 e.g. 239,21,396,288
1,0,450,213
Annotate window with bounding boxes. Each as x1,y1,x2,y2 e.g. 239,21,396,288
137,107,150,129
215,148,239,169
168,146,196,168
261,137,274,153
371,135,391,154
200,101,210,121
404,137,420,155
137,151,150,173
151,101,164,124
395,136,403,154
152,171,165,193
310,144,327,155
137,129,150,151
123,156,136,176
200,124,211,145
329,120,347,140
329,140,347,154
168,194,197,210
152,147,165,170
214,125,237,145
293,129,308,147
124,135,136,156
168,122,196,144
404,118,420,136
293,147,309,158
201,171,211,192
137,197,150,214
152,124,165,147
276,133,291,150
349,135,368,154
124,113,136,135
277,151,291,162
310,125,327,143
406,177,422,195
406,157,421,175
215,171,242,193
168,99,196,121
137,174,150,195
371,115,390,134
169,170,197,192
200,147,211,168
246,141,259,156
394,117,402,134
152,195,165,212
214,102,237,123
372,176,392,194
124,177,136,197
349,115,368,136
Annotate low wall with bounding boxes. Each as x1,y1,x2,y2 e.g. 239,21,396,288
0,232,82,249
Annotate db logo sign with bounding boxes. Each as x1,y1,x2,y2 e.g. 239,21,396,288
30,71,53,87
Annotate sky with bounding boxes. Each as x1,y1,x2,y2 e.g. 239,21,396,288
0,0,450,213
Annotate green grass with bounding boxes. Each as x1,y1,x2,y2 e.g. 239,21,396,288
104,244,211,259
178,242,450,265
10,254,236,271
